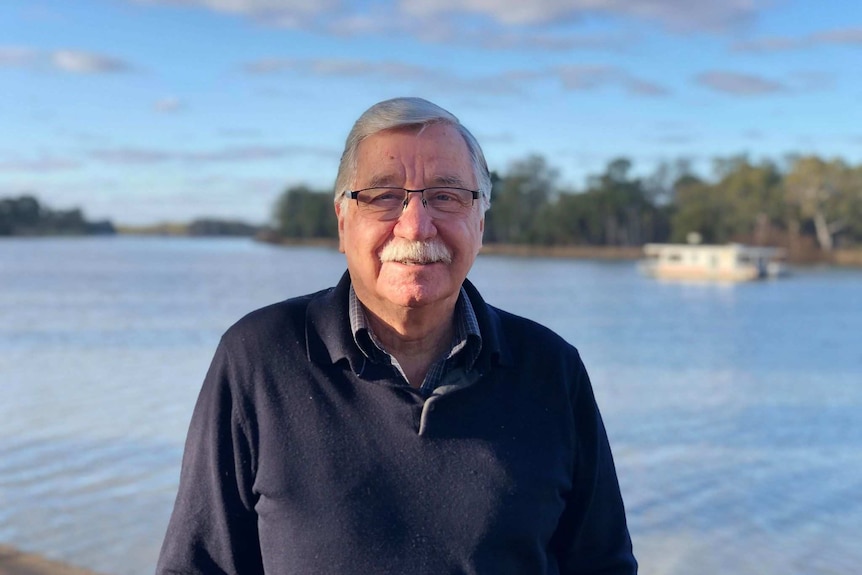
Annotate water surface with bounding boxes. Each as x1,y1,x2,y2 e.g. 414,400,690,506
1,237,860,574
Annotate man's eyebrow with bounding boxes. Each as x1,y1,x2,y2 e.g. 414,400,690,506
430,175,471,188
366,174,401,188
363,174,472,188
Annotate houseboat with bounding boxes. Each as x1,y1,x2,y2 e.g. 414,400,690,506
641,242,786,281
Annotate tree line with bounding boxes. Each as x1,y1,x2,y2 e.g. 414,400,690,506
0,194,266,238
0,195,115,236
270,153,862,258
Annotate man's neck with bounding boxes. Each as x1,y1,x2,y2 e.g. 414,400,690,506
363,301,456,388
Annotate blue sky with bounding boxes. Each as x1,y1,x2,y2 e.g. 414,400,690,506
1,0,860,226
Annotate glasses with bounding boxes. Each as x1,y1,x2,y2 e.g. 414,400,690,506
343,186,479,221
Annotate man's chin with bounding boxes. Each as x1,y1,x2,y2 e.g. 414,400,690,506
379,264,449,293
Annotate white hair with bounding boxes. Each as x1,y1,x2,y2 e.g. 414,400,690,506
334,97,492,213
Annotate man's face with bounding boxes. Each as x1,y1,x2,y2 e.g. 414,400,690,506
336,123,484,316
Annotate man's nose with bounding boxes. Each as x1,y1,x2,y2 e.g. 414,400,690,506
395,192,437,240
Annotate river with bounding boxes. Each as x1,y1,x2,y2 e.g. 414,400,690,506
1,236,860,574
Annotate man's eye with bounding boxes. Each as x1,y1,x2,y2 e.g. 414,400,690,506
366,191,403,205
429,189,459,202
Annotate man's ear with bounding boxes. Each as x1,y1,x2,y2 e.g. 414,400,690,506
335,201,346,254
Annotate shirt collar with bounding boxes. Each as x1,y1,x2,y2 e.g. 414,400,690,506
348,284,482,373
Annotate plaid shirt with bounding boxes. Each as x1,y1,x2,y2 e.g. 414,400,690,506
348,284,482,395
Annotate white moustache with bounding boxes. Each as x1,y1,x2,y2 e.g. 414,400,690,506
380,239,453,265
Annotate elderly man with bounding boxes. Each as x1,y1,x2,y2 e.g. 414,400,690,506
157,97,637,574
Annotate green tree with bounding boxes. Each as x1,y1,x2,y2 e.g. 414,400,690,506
581,158,655,246
484,155,558,244
671,156,783,245
841,164,862,245
548,190,605,245
0,195,102,236
273,185,337,239
670,177,726,243
783,155,857,251
643,158,695,207
0,195,41,234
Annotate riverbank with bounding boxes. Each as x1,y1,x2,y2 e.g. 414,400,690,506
833,248,862,266
254,233,862,266
253,233,648,261
479,243,643,260
0,546,102,575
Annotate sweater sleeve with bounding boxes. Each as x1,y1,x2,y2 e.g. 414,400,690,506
551,356,638,575
156,338,264,575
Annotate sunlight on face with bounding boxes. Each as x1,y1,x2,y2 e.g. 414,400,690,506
336,123,484,318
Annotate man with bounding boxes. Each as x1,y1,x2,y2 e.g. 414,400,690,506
157,97,637,574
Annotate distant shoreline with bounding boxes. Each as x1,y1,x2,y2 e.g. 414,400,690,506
254,234,862,267
478,243,643,260
0,545,102,575
4,232,860,267
253,235,644,260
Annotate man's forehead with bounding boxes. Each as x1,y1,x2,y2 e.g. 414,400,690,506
364,172,472,188
355,125,474,187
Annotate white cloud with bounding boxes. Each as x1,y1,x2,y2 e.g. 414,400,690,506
154,97,185,113
0,46,38,67
0,155,82,172
1,46,133,73
417,26,635,52
243,57,530,95
244,56,669,98
133,0,340,26
245,58,430,79
788,71,834,91
624,77,669,96
399,0,762,32
556,65,617,90
733,27,862,53
90,148,174,164
132,0,765,47
732,36,801,52
813,27,862,45
51,50,132,73
182,145,331,162
320,6,633,52
695,71,786,96
556,65,669,96
89,145,338,165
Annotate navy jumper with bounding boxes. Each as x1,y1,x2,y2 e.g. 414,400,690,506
157,272,636,575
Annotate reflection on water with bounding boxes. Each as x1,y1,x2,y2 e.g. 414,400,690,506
1,237,861,574
0,435,179,572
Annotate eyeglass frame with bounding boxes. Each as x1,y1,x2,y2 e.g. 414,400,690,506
342,186,480,220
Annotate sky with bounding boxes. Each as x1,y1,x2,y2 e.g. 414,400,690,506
1,0,861,226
